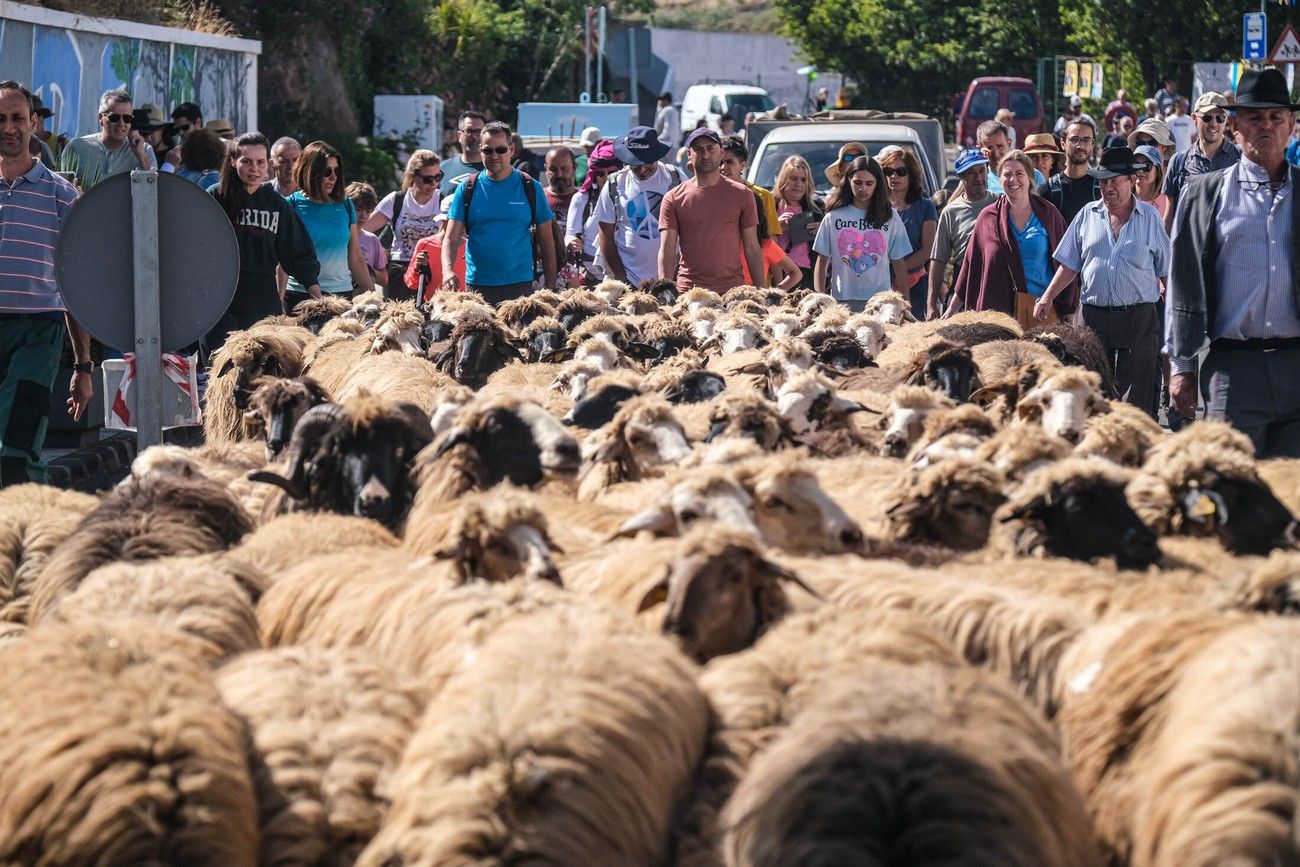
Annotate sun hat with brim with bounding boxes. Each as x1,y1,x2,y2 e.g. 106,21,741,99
30,94,53,119
1127,118,1173,148
953,148,989,175
825,141,869,186
1132,144,1164,171
1022,132,1064,155
206,118,235,139
614,126,671,166
578,127,603,147
1089,146,1141,180
1232,67,1300,111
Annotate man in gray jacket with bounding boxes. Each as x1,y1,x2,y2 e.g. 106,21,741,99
1167,68,1300,456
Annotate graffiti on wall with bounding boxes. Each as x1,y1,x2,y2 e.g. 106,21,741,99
0,16,253,139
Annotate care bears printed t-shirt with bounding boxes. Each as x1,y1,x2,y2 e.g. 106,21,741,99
811,206,911,301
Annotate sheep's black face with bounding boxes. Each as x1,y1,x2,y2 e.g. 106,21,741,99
558,305,598,332
652,335,691,361
932,487,1003,549
816,337,870,372
563,384,640,429
298,310,336,335
1024,484,1159,569
332,417,433,529
422,319,454,345
1186,477,1298,555
526,328,566,362
924,356,977,403
452,330,515,388
664,370,726,405
233,355,284,410
474,408,551,487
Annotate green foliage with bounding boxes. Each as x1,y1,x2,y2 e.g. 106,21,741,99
338,137,401,196
775,0,1065,115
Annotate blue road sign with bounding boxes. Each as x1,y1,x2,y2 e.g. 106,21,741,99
1244,12,1268,61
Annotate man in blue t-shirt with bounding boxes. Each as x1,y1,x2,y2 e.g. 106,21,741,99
441,121,556,304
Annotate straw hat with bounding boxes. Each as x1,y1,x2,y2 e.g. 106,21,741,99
206,118,235,140
1023,132,1063,155
824,141,869,186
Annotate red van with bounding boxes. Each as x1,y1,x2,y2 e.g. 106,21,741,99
955,77,1044,147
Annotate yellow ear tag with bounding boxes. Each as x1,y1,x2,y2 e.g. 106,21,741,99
1189,493,1217,519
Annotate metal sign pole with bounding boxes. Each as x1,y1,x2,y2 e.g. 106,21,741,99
130,170,163,451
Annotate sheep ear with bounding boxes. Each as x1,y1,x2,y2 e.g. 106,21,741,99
969,384,1008,406
761,560,821,599
1001,494,1048,522
834,397,871,414
433,346,455,372
611,506,677,539
1016,388,1046,421
1089,395,1112,415
215,358,234,379
815,363,847,379
636,574,671,612
548,346,575,362
432,427,472,460
703,419,729,443
624,342,660,362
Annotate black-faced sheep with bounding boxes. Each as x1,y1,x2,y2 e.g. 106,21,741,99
0,621,259,864
291,294,352,334
28,474,254,624
356,594,708,867
403,487,563,584
555,292,609,332
638,276,679,306
700,392,798,451
640,316,695,361
205,324,313,442
430,308,523,388
240,375,330,461
518,315,569,362
720,664,1102,867
993,458,1160,569
840,338,981,404
883,458,1007,551
215,647,426,867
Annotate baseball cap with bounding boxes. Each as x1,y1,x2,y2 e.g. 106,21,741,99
1128,117,1174,148
953,147,990,175
686,127,722,148
614,126,670,166
578,126,602,147
1192,92,1227,115
1132,144,1164,170
30,94,53,119
1070,95,1083,107
132,103,165,131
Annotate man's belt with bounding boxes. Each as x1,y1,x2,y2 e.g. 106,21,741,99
1210,336,1300,352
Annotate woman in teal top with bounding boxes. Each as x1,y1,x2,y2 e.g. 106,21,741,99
1010,212,1051,297
283,141,374,311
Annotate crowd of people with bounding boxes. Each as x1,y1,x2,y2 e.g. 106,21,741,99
0,67,1297,489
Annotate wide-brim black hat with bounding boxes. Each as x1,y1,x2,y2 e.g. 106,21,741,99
1089,146,1141,179
1233,67,1300,111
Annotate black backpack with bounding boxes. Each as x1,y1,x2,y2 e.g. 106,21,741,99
376,190,406,256
461,169,543,279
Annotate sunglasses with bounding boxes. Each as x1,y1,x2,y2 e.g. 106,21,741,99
881,166,910,178
1132,162,1154,173
841,152,863,162
416,172,444,184
175,123,192,133
103,113,132,124
482,145,511,155
1198,113,1227,124
321,167,338,179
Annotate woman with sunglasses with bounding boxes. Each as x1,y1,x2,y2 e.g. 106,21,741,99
810,155,911,311
207,132,321,350
878,146,937,318
362,149,443,300
284,141,374,310
1131,144,1168,218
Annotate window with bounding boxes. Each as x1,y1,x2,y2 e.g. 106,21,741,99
710,97,724,115
1009,89,1039,120
726,93,777,122
967,87,999,120
750,140,931,194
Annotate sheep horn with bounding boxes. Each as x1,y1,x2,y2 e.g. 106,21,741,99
393,402,436,445
248,469,307,499
611,506,677,539
273,402,347,497
763,560,821,599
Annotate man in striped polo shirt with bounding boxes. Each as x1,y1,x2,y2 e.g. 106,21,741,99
0,80,93,485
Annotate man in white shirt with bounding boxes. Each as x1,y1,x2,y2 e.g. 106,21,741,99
654,93,681,150
597,127,684,285
1165,97,1195,153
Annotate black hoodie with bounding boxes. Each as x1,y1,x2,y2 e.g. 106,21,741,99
215,183,321,287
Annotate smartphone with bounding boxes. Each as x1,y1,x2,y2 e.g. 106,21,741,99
55,171,77,187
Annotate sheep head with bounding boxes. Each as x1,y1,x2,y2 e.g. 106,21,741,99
639,317,695,362
880,386,956,458
433,309,522,388
369,302,425,355
249,391,434,530
763,310,801,342
845,313,888,359
578,395,692,497
776,370,868,435
638,526,817,663
619,291,660,315
1015,367,1109,444
660,369,726,405
638,277,679,307
562,379,642,429
592,278,631,306
706,312,764,356
737,454,866,555
863,289,915,325
291,295,351,334
210,329,305,412
615,470,764,540
520,316,570,363
885,458,1007,550
706,393,799,452
551,358,605,402
497,295,556,332
241,376,330,461
555,293,607,331
430,489,563,585
907,339,979,403
796,292,837,326
997,459,1159,569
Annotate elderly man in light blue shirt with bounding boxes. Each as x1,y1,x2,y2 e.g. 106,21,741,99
1036,147,1170,416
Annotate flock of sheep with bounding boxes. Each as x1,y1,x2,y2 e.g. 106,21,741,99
1,277,1299,866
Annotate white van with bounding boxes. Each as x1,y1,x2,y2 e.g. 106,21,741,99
680,85,775,137
746,122,942,197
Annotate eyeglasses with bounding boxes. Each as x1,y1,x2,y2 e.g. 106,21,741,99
1065,136,1094,145
416,172,444,184
1132,162,1154,174
482,145,511,155
1198,113,1227,125
461,127,483,136
103,113,132,124
175,123,192,133
881,166,910,178
321,167,338,179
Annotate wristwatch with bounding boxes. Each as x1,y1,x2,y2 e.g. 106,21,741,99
72,361,94,374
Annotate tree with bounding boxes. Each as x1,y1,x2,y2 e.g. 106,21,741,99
775,0,1063,115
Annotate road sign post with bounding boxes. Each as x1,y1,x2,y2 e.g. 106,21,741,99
1245,12,1268,63
129,171,163,450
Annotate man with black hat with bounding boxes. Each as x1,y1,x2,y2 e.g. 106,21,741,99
1035,147,1170,416
28,95,56,168
1168,67,1300,456
595,126,684,285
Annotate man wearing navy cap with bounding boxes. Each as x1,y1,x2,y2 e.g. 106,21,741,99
927,148,997,319
1168,67,1300,455
596,126,685,286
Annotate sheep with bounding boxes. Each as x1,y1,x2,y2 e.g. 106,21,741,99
803,327,876,372
518,315,569,362
710,336,814,398
975,420,1073,481
551,356,606,402
640,316,695,361
367,301,424,355
410,394,580,503
1014,365,1109,443
696,391,798,451
561,377,643,430
773,369,869,436
228,512,399,579
291,294,352,334
577,395,693,499
0,620,259,864
402,487,563,584
497,294,556,332
27,474,253,624
1074,399,1165,466
430,308,522,388
302,332,372,395
704,311,765,355
639,276,679,306
970,338,1062,385
205,324,313,443
875,310,1020,367
618,290,660,315
839,338,981,404
0,484,99,624
844,311,888,358
1058,613,1300,867
47,555,263,662
677,286,725,315
568,311,637,350
342,289,386,326
126,440,267,487
968,359,1060,424
762,309,801,341
214,647,426,866
554,292,609,331
1126,432,1298,554
993,458,1160,569
875,384,956,458
240,375,331,460
249,391,435,531
905,402,999,468
356,595,708,867
1260,457,1300,515
861,289,915,324
1027,322,1120,397
883,458,1007,551
720,665,1101,867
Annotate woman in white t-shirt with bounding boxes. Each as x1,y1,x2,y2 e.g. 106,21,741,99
362,149,442,300
810,155,911,311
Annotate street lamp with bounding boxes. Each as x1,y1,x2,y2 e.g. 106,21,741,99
797,65,819,114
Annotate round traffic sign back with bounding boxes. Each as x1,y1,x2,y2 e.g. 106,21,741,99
54,171,239,352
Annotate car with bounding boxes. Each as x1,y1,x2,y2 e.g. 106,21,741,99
680,85,775,136
955,77,1044,148
745,121,942,197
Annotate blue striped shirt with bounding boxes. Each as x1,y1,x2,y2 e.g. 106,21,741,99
1054,198,1169,307
0,161,78,313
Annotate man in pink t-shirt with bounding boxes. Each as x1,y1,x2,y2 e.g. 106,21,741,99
657,128,762,291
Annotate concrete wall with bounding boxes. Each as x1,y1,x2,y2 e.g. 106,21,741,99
0,1,260,140
648,27,842,114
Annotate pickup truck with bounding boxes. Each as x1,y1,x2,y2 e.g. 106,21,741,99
744,111,947,197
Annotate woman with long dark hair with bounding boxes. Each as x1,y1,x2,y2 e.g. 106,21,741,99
810,155,911,311
878,145,936,317
207,132,320,350
284,140,374,309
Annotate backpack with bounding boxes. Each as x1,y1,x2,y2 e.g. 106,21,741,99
376,190,406,256
602,164,685,235
462,169,543,279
